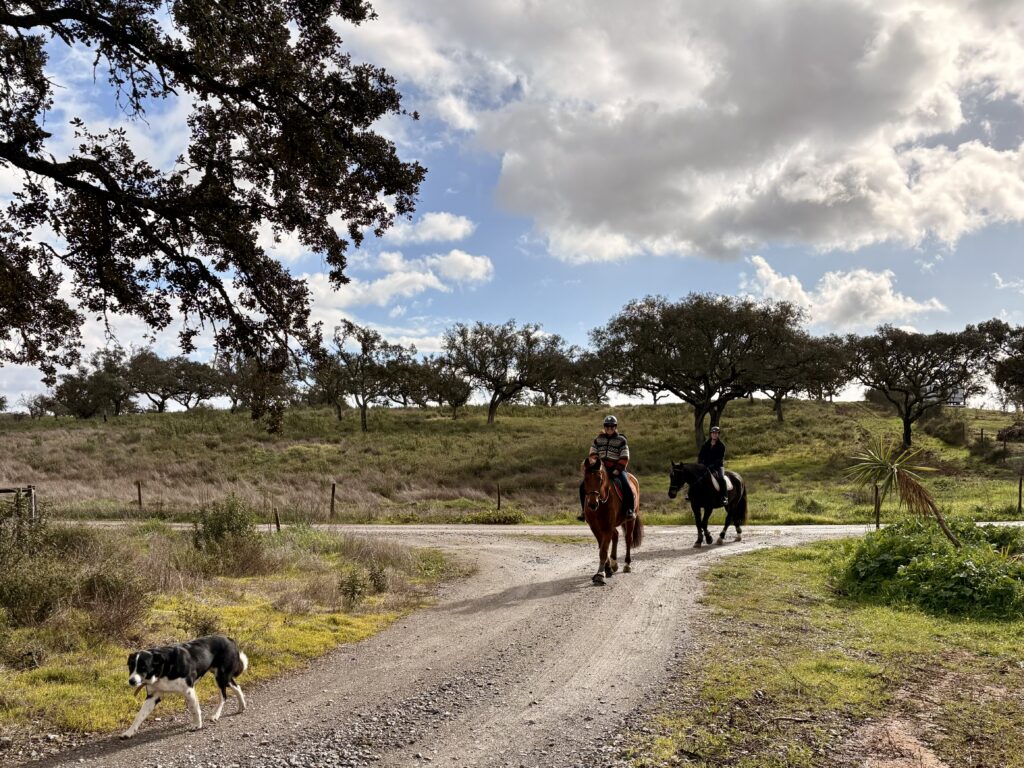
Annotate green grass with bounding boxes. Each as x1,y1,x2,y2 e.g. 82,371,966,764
630,539,1024,767
2,400,1022,525
0,524,463,735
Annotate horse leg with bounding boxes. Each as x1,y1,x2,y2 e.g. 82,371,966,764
623,519,633,573
718,508,732,545
593,532,611,585
703,507,714,544
735,522,743,542
608,527,619,576
691,503,703,548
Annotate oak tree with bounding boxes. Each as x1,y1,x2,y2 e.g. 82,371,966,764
1,0,424,384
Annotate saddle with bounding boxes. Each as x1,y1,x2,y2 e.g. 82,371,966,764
707,471,733,493
611,473,636,500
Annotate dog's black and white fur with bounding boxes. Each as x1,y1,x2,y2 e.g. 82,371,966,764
122,634,248,738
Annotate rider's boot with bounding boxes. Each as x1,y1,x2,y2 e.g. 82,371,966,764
624,504,635,520
721,495,729,507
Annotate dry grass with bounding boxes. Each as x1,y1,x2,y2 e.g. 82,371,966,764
1,400,1022,525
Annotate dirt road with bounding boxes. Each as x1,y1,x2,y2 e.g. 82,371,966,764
25,524,870,768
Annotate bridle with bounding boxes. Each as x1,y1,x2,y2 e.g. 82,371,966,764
668,464,693,498
583,461,610,508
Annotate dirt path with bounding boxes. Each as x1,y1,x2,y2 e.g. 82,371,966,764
21,524,870,768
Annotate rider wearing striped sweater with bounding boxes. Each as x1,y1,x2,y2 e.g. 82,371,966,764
578,415,636,521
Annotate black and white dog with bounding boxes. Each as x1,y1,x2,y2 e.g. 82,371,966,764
122,634,248,738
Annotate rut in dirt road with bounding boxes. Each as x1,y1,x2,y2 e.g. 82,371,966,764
22,524,867,768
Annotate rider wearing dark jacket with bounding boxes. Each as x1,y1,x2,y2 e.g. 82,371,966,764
698,426,728,507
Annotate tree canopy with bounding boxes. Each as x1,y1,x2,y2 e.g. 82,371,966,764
848,325,997,446
593,294,805,449
0,0,424,383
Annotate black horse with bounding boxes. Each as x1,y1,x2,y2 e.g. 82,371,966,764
668,462,748,548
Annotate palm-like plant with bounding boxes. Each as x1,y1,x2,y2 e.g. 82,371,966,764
847,439,960,548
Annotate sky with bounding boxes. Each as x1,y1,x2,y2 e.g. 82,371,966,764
2,0,1024,406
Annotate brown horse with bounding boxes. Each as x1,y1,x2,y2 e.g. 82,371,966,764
580,457,644,585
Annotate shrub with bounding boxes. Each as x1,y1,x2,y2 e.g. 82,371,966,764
193,495,258,550
791,497,825,515
922,415,968,446
835,517,1024,618
462,508,527,524
996,423,1024,443
887,547,1024,618
0,559,73,626
78,568,152,641
340,566,370,610
176,601,222,637
192,496,274,576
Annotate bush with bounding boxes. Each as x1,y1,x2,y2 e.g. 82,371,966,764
192,496,274,576
922,415,968,446
835,517,1024,618
78,568,152,641
462,508,527,524
997,423,1024,443
193,495,258,550
886,546,1024,617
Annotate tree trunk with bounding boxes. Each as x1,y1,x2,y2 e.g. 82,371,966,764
902,417,913,448
873,483,880,530
360,404,368,433
773,394,784,423
487,394,500,425
333,401,342,420
693,408,707,451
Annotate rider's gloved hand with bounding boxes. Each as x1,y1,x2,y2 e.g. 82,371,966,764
612,468,622,476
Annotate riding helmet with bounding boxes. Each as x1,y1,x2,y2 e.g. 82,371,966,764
710,425,721,433
603,415,618,427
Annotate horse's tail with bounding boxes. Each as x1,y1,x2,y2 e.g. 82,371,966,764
631,514,644,548
736,485,748,526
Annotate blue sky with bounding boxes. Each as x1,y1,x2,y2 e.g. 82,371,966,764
2,0,1024,405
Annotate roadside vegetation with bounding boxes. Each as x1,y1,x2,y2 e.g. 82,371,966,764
1,399,1021,526
0,494,461,736
631,519,1024,767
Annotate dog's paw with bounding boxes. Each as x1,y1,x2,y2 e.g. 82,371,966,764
120,731,135,740
209,715,220,723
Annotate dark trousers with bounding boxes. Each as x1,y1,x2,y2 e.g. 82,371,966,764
579,473,634,512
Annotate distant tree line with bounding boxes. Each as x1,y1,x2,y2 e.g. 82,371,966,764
8,294,1023,445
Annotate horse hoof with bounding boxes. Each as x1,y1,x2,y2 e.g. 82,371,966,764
611,562,619,573
735,534,742,542
693,540,703,549
592,574,606,585
716,537,724,546
623,564,631,573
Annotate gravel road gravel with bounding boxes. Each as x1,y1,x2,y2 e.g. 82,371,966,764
21,523,871,768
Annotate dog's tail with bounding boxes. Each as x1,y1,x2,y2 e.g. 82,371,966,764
230,637,249,677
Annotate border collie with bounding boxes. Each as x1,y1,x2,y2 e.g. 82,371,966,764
122,634,248,738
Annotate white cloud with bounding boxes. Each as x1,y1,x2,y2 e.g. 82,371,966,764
742,255,946,330
426,249,494,283
341,0,1024,261
994,272,1024,294
384,212,476,245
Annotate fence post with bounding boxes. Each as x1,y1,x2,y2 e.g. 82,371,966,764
274,507,281,533
28,485,36,520
497,482,502,511
330,482,336,520
1018,473,1022,516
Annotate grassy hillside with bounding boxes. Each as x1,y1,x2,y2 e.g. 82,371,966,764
1,399,1021,524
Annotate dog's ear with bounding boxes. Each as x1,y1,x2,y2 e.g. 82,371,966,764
127,652,137,672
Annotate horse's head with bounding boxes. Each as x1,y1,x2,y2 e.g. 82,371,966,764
668,461,691,499
580,456,609,512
